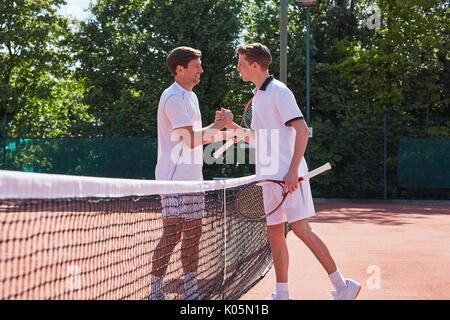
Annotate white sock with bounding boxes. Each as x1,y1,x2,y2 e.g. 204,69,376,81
275,282,290,300
328,269,347,292
184,272,198,294
151,275,163,294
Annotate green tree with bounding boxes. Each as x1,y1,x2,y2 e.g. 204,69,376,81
0,0,94,138
317,0,449,198
334,0,448,119
240,0,449,198
74,0,243,137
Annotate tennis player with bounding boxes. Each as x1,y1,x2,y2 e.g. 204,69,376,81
150,46,234,300
218,43,361,300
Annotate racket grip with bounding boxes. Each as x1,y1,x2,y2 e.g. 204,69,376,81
301,162,332,181
213,138,234,159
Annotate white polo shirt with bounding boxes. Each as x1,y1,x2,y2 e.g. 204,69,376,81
251,76,315,225
251,76,307,180
155,82,203,181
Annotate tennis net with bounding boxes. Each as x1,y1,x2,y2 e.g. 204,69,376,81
0,170,272,300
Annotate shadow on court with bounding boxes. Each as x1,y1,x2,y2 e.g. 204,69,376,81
240,201,450,300
309,202,450,226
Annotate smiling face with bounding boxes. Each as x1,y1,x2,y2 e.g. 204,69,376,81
185,58,203,86
237,54,254,82
175,57,204,91
166,47,203,91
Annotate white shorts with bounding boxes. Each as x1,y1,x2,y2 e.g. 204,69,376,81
263,180,315,226
161,193,205,220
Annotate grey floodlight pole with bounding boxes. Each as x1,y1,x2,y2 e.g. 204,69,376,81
280,0,288,84
295,0,318,166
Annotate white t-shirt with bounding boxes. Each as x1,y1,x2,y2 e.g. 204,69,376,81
155,82,203,181
251,76,308,180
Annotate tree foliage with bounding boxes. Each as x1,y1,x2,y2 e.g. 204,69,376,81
0,0,448,198
73,0,242,137
0,0,94,137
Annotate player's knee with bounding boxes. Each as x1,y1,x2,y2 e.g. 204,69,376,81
184,233,201,247
292,220,312,241
267,224,286,245
267,223,284,236
162,229,182,244
183,220,202,239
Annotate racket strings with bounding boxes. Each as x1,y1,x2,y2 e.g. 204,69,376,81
236,183,266,219
242,107,252,129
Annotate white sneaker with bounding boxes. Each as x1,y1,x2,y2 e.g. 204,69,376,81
331,279,361,300
267,292,292,300
148,292,165,300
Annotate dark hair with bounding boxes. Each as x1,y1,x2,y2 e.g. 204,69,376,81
236,43,272,70
166,46,202,76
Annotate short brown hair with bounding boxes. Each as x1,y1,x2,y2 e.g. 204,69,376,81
236,43,272,70
166,46,202,76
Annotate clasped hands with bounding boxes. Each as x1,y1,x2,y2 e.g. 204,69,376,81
215,108,233,129
214,108,241,142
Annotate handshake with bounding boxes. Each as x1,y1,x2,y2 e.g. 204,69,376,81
214,108,234,129
210,108,249,158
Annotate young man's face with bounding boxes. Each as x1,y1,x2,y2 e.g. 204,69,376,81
237,54,254,82
179,58,203,87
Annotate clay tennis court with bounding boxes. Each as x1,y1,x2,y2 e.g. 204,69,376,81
241,201,450,300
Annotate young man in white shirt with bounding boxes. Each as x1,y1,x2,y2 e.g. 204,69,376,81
150,46,233,300
219,43,361,300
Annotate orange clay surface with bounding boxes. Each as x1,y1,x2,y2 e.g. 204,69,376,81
240,201,450,300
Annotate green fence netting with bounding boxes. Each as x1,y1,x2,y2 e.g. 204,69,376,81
1,116,449,200
1,137,157,179
398,138,450,189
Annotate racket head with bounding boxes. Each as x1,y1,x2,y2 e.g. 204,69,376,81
241,98,253,129
235,180,287,221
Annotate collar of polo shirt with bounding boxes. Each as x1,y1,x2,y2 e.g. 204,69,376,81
259,75,274,91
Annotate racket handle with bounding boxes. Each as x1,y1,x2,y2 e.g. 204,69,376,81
213,138,234,159
300,162,332,181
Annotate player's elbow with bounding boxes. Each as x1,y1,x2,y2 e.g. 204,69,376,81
185,135,196,149
182,140,194,149
174,127,196,149
291,120,310,139
303,125,310,138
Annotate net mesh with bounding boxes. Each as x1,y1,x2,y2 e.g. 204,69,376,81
0,171,272,300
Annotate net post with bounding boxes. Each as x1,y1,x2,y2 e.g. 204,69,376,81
384,115,387,200
222,183,227,300
2,114,6,170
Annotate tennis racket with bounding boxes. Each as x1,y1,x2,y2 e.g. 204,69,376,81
213,97,253,159
235,162,332,221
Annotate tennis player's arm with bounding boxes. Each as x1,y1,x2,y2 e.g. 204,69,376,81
227,122,255,146
287,119,310,172
282,118,310,193
174,123,225,149
175,110,233,148
207,130,235,143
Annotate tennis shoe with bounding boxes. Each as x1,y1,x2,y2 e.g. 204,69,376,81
267,292,292,300
330,279,361,300
147,292,166,300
